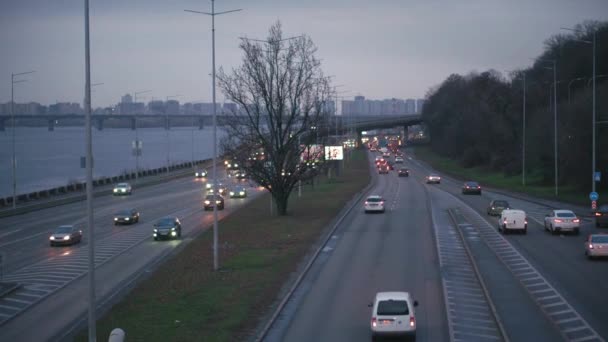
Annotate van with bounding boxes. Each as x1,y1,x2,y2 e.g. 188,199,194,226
499,209,527,234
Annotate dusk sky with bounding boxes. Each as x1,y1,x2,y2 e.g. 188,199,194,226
1,0,607,108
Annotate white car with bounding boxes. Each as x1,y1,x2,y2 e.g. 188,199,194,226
585,234,608,259
364,196,385,213
369,291,418,340
426,174,441,184
112,182,132,195
544,209,580,235
194,169,208,178
395,156,404,163
498,209,527,234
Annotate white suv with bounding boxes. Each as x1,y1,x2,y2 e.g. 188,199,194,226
369,291,418,340
544,209,580,235
364,196,385,213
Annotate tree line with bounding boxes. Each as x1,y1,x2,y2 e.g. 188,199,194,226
422,20,608,194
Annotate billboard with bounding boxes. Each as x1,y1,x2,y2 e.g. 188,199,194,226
324,146,344,161
301,144,324,163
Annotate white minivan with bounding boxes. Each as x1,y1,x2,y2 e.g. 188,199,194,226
499,209,527,234
370,291,417,340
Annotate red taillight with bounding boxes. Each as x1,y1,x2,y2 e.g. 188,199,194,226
380,201,384,204
371,317,377,327
465,186,470,189
477,186,481,189
503,219,507,224
554,219,563,223
588,244,594,249
573,219,580,223
525,220,528,224
409,316,415,327
595,212,602,217
364,201,369,205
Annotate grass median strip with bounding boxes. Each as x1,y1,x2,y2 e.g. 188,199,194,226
77,150,370,341
412,146,586,205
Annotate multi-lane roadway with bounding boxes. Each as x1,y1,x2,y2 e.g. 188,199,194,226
0,168,262,341
263,149,607,342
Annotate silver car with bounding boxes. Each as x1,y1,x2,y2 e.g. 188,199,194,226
49,225,83,247
544,209,580,235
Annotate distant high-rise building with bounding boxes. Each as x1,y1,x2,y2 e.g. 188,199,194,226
166,100,180,115
405,99,416,114
147,100,165,115
48,102,82,115
121,94,133,104
416,99,425,113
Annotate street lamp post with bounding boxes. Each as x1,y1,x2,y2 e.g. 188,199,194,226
133,90,151,183
562,26,598,196
567,77,586,104
10,70,35,209
165,94,181,174
540,59,559,196
83,0,96,340
185,1,242,271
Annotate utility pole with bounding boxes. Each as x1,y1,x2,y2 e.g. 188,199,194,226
133,90,151,183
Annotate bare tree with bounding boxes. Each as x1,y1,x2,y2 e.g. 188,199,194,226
217,21,332,215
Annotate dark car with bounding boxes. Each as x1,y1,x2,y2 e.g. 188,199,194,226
113,208,140,225
595,204,608,227
204,194,225,210
49,225,83,247
398,168,410,177
386,160,395,170
462,181,482,195
235,170,247,180
194,169,208,178
378,165,390,174
487,200,510,216
229,186,247,198
153,217,181,240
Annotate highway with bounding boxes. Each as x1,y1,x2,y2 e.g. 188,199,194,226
264,150,607,342
0,168,264,341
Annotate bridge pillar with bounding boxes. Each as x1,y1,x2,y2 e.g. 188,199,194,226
356,130,363,149
165,116,171,130
198,116,204,130
95,117,104,131
0,118,5,131
130,117,137,130
48,119,55,131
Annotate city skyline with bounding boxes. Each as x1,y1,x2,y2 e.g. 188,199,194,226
1,0,607,107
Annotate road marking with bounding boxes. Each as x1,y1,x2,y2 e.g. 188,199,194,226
0,228,22,239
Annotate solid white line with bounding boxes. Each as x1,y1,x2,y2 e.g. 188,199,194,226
0,228,22,239
0,230,50,248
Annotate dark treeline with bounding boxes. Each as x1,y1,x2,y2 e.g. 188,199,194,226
422,21,608,193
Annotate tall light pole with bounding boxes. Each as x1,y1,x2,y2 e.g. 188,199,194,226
562,27,597,194
186,1,242,272
83,0,96,340
10,70,35,209
133,90,151,183
165,94,181,174
539,59,558,196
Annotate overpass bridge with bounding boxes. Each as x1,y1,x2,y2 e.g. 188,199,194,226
0,113,422,132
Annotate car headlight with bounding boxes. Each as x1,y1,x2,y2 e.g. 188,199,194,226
121,189,126,192
63,236,71,240
171,227,176,231
171,231,177,236
154,229,158,232
113,189,118,192
125,217,130,221
50,236,55,240
239,192,245,195
216,200,221,204
153,233,157,237
204,200,211,204
114,218,118,221
230,192,235,196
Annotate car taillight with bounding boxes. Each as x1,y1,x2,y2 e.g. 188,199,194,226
477,186,481,189
588,244,594,249
465,186,469,189
371,317,377,327
503,219,507,224
554,219,563,223
573,219,580,223
595,212,602,217
364,201,369,205
380,201,384,204
409,316,416,327
524,220,528,224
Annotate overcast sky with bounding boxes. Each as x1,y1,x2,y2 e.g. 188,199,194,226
1,0,607,108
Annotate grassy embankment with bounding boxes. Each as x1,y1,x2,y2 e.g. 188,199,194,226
413,146,588,206
77,149,370,342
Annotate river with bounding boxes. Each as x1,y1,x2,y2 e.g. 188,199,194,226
0,127,223,198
